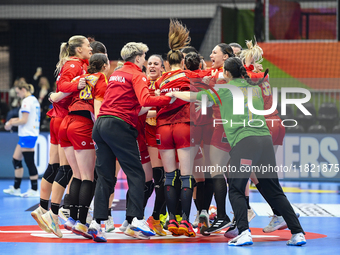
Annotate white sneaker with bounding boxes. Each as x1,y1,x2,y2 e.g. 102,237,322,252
104,216,115,232
31,206,52,233
3,186,21,196
86,211,93,225
41,210,62,238
263,215,286,233
248,208,256,222
130,217,156,236
124,224,150,240
287,232,306,246
192,211,199,228
199,209,211,233
21,189,40,198
58,206,70,222
119,220,129,232
88,220,107,242
228,229,253,246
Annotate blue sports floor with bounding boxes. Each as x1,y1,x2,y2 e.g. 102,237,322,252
0,179,339,255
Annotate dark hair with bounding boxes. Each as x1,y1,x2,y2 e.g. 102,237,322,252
229,43,243,51
142,65,147,74
148,54,165,69
184,52,201,71
87,53,108,74
90,41,107,54
223,57,268,86
217,43,235,58
181,46,198,54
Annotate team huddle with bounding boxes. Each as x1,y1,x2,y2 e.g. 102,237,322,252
8,19,306,246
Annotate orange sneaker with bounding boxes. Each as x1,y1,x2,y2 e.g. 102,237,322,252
178,220,196,237
147,216,167,236
168,219,180,236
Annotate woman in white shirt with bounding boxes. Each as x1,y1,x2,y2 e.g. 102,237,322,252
3,82,40,198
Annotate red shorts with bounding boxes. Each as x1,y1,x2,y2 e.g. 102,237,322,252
145,123,157,147
137,132,150,164
191,123,214,146
210,124,231,152
59,114,95,150
156,122,191,150
50,117,64,145
266,115,286,146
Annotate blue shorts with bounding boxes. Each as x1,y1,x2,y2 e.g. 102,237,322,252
18,136,38,149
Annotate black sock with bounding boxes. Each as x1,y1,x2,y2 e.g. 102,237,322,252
152,181,166,220
78,180,94,224
165,184,178,218
256,183,281,216
40,198,49,211
63,194,70,209
196,181,205,213
51,202,60,215
203,175,214,211
143,180,154,209
212,175,227,219
180,186,193,222
245,196,251,209
31,179,38,191
14,177,22,189
69,178,82,220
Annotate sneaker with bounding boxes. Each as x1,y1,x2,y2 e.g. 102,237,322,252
248,208,256,222
286,232,306,246
262,214,301,233
167,219,180,236
86,211,93,225
72,221,92,239
228,229,253,246
199,209,211,235
119,220,129,232
64,217,76,231
130,217,155,236
224,221,238,238
3,186,21,196
147,216,166,236
178,220,196,237
21,189,40,198
58,206,70,222
159,212,168,227
41,210,62,238
124,224,150,240
88,220,107,242
31,206,52,233
104,216,115,233
206,216,232,234
192,211,199,228
208,205,217,221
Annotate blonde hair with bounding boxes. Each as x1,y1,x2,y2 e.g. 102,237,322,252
15,82,34,94
55,35,87,74
239,37,263,67
167,19,191,66
114,61,125,71
120,42,149,62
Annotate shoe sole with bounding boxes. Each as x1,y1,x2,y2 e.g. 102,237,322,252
88,229,107,242
228,241,253,246
178,227,196,237
64,222,75,231
41,216,62,238
130,226,155,237
72,228,92,239
31,211,52,233
105,227,115,233
168,226,181,236
124,230,150,240
287,241,306,246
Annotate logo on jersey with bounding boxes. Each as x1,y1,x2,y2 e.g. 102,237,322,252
81,141,86,146
156,134,161,145
142,77,147,82
70,64,75,68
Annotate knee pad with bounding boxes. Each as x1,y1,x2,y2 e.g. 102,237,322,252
144,180,155,199
22,151,38,176
165,171,178,187
43,163,60,184
152,167,165,188
12,158,23,169
54,165,73,188
180,175,194,189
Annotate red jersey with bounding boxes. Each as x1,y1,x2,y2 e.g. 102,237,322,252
68,72,107,115
98,62,171,128
47,57,88,118
155,69,193,126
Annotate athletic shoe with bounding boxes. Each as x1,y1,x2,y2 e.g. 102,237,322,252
192,211,200,228
104,216,115,233
199,209,211,235
228,229,253,246
119,220,129,232
31,206,52,233
41,210,62,238
175,214,182,223
167,219,180,236
147,216,166,236
3,186,21,196
263,213,300,233
21,189,40,198
248,208,256,222
130,217,155,236
286,232,307,246
208,205,217,221
205,216,232,234
178,220,196,237
64,217,76,231
88,220,107,242
124,224,150,240
72,221,92,239
58,206,70,222
159,212,168,227
224,221,238,238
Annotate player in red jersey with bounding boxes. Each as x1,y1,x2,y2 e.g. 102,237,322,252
31,35,91,236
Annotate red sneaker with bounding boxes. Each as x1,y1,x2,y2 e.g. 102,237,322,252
178,220,196,237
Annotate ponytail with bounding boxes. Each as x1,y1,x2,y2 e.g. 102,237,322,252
15,82,34,94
